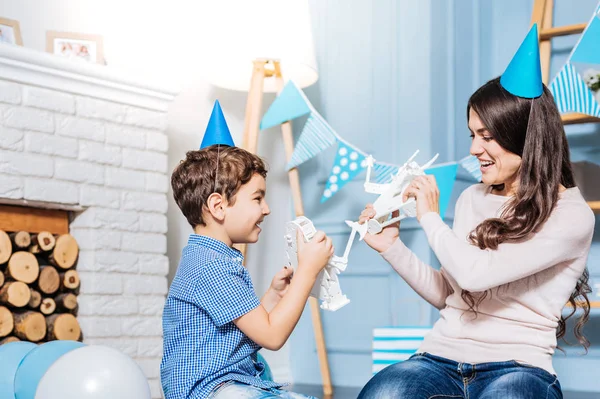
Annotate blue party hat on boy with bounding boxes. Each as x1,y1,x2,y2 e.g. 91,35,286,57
200,100,235,149
500,24,543,99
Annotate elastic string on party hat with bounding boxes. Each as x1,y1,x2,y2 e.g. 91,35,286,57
213,144,221,193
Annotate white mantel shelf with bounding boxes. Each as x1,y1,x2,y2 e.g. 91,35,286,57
0,44,179,111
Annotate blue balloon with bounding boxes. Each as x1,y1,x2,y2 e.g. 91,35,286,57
0,342,37,399
14,340,85,399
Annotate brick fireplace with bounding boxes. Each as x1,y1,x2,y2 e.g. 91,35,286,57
0,44,177,398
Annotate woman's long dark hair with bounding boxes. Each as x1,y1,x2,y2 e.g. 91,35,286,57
463,77,591,351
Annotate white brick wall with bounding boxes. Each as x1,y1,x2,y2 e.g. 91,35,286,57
0,126,24,151
0,79,169,398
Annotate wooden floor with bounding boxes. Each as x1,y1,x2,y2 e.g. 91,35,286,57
289,385,599,399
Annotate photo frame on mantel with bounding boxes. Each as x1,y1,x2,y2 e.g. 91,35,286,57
46,31,104,64
0,17,23,46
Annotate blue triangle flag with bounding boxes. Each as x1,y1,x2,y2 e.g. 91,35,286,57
286,113,338,170
373,163,399,184
425,163,459,219
550,62,600,117
201,100,235,149
260,81,312,130
570,11,600,64
458,155,482,182
321,142,367,202
500,24,543,98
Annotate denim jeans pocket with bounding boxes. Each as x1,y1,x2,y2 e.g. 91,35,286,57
510,361,558,384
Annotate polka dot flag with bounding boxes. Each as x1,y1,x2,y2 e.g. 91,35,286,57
321,141,368,203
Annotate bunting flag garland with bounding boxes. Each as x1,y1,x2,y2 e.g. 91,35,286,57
321,141,368,202
260,80,476,208
570,5,600,65
287,113,338,170
424,163,459,219
549,2,600,117
372,163,399,184
260,81,313,130
458,155,483,182
550,62,600,117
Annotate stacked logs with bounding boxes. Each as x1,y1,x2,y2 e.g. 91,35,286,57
0,230,81,345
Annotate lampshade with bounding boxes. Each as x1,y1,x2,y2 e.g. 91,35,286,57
203,0,318,92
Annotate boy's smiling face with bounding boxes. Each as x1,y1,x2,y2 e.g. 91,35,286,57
224,173,270,244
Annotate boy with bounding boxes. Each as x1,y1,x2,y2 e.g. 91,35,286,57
161,102,333,399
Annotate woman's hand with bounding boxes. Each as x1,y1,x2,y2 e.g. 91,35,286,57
402,175,440,221
359,204,399,253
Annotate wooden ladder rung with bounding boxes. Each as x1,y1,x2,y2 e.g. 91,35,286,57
565,301,600,309
561,113,600,125
540,23,587,40
587,201,600,213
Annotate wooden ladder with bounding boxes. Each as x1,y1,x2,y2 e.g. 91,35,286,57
531,0,600,309
531,0,600,215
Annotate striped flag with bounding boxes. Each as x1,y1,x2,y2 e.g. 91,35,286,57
550,62,600,117
372,163,399,184
286,112,338,170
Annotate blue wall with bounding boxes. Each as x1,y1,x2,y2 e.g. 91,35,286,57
289,0,600,392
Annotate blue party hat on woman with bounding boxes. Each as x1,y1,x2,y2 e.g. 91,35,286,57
200,100,235,149
500,24,543,99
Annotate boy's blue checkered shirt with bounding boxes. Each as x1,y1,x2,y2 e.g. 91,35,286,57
161,235,282,399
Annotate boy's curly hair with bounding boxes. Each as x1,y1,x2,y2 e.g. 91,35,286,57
171,145,268,228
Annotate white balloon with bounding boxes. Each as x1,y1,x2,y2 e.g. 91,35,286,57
34,345,151,399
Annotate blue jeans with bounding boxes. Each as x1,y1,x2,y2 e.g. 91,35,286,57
209,381,318,399
358,352,562,399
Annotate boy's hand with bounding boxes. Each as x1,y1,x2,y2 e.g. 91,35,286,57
270,266,294,298
297,229,333,279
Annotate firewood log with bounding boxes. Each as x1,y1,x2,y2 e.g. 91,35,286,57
28,244,41,255
6,251,39,284
10,231,31,250
28,288,42,309
46,313,80,341
49,234,78,270
37,265,59,295
0,305,13,337
0,336,19,344
0,281,30,307
40,298,56,315
0,230,11,264
32,232,56,252
13,311,46,342
55,293,78,313
59,270,80,293
0,271,4,288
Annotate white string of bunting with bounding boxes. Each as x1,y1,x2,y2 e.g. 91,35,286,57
260,81,482,209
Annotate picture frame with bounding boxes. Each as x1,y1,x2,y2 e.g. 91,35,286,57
0,17,23,46
46,31,104,64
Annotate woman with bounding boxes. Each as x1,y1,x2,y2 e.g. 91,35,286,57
357,27,595,399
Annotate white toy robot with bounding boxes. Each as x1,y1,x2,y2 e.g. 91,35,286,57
283,150,439,312
346,150,439,239
284,216,350,311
